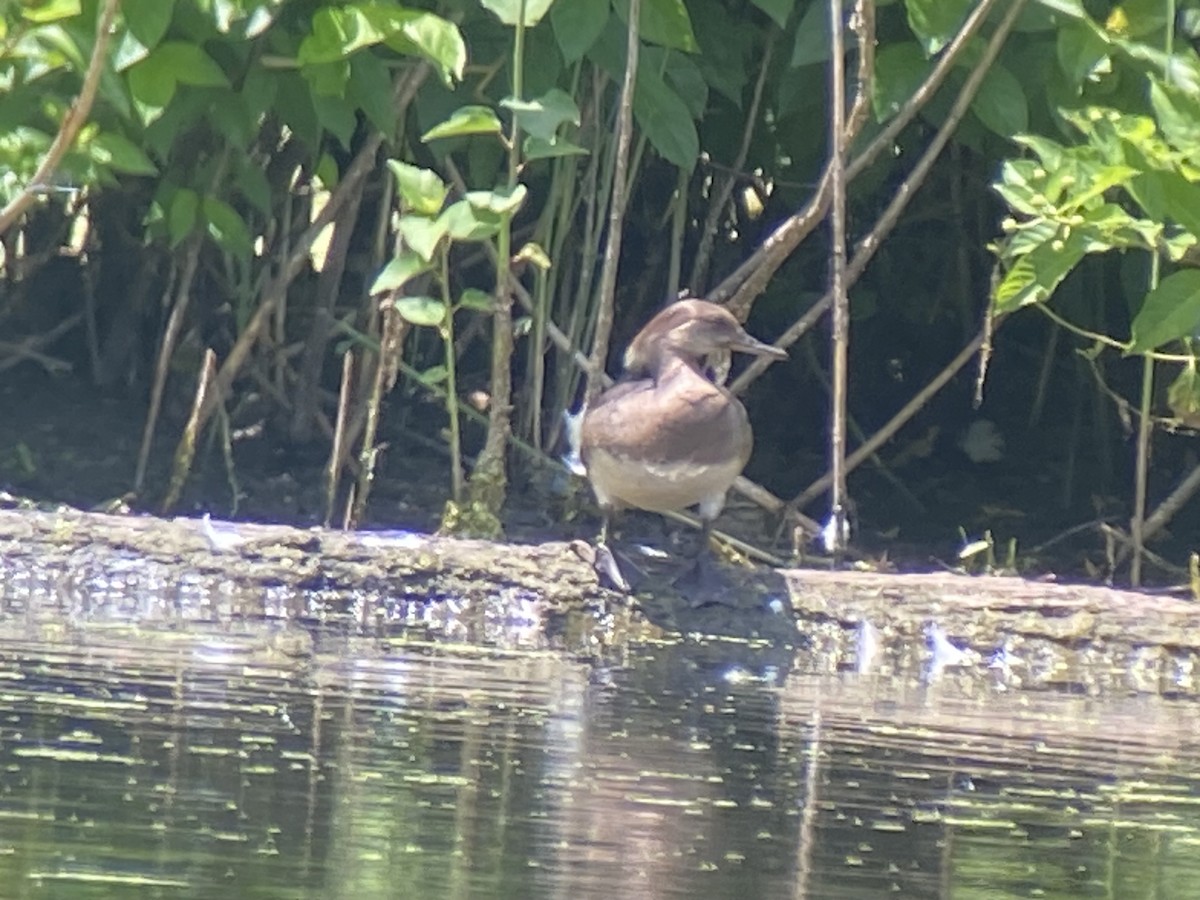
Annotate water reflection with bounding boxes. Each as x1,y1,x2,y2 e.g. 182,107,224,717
0,609,1199,897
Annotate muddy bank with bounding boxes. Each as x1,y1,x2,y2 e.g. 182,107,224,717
1,506,1198,694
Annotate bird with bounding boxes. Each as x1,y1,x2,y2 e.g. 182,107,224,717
576,299,787,587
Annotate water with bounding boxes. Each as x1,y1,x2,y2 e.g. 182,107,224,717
0,590,1199,898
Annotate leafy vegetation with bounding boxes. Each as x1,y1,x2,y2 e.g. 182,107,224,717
5,0,1200,585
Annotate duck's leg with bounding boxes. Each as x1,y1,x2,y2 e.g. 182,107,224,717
593,506,632,591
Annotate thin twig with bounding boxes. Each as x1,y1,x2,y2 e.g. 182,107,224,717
729,0,1026,397
827,0,850,555
688,33,774,294
0,0,121,237
790,320,992,512
325,350,355,528
584,0,640,405
136,231,205,492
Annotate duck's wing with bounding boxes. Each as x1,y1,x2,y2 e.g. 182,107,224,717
580,375,750,467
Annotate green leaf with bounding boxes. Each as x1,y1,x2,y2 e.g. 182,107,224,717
299,5,466,85
1150,78,1200,161
514,242,552,270
160,41,229,87
370,251,431,295
438,200,503,241
992,226,1090,313
126,40,230,118
203,197,252,256
466,184,528,216
791,1,830,67
635,69,699,170
1032,0,1088,17
1131,270,1200,351
313,92,356,149
347,52,397,136
663,51,708,119
1056,21,1110,89
458,288,494,312
501,89,580,142
873,43,928,121
387,160,447,216
690,0,752,104
168,188,199,247
89,132,157,175
480,0,556,27
20,0,79,23
972,63,1028,137
399,216,449,262
416,364,449,385
994,159,1047,217
421,105,504,141
523,135,589,160
551,0,609,63
1131,173,1200,239
1105,0,1169,38
613,0,699,53
122,0,175,50
393,296,448,328
752,0,794,29
905,0,973,54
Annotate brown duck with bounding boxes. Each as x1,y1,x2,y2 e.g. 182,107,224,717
578,299,786,580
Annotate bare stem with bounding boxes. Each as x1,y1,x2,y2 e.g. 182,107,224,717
585,0,640,404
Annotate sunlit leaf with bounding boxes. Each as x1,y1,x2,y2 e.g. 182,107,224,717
523,135,589,160
392,295,448,328
458,288,493,312
438,200,503,241
992,226,1091,313
371,251,431,295
299,5,466,85
1105,0,1168,38
20,0,79,23
501,89,580,141
480,0,555,27
421,106,504,142
399,215,449,261
387,160,447,216
416,364,449,385
514,242,552,270
465,184,527,216
1130,270,1200,351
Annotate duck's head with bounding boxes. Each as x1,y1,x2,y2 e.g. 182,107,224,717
623,299,787,374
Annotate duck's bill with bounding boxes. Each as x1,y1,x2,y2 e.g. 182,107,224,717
732,334,788,359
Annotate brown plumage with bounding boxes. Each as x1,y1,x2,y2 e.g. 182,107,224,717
580,300,786,552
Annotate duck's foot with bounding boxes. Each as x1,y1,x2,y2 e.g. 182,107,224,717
671,550,740,608
593,542,632,592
